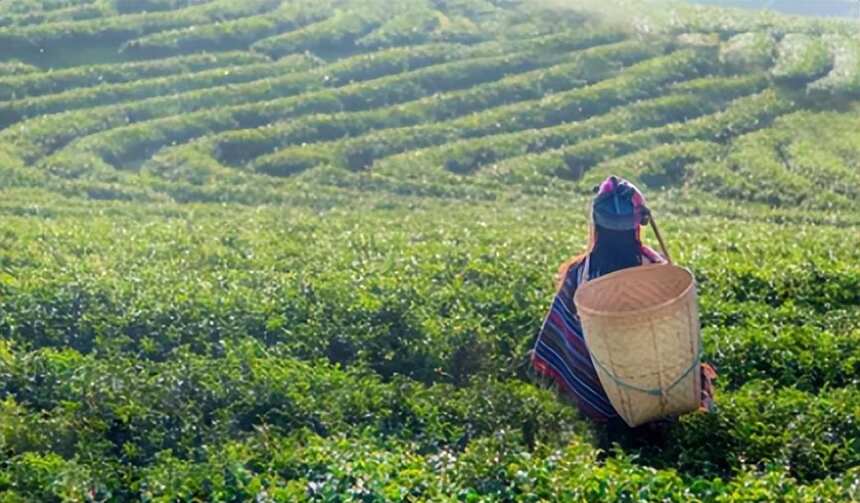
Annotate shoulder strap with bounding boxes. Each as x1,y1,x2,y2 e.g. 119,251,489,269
578,255,591,284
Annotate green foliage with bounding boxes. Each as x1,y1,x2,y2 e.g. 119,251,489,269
0,60,39,78
43,34,623,176
808,37,860,96
121,0,334,56
661,382,860,481
1,0,859,499
250,7,386,59
0,51,267,102
483,89,795,189
771,33,832,84
0,0,281,52
246,39,660,175
719,31,777,72
0,198,857,500
0,1,113,29
0,54,321,127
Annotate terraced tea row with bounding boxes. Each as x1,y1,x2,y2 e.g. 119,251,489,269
0,51,267,101
4,35,860,209
0,54,323,126
1,30,619,161
474,90,795,184
120,0,334,57
0,0,552,65
0,0,282,54
145,40,668,177
246,72,761,178
104,45,704,179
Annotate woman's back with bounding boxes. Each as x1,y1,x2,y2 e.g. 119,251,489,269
531,175,715,426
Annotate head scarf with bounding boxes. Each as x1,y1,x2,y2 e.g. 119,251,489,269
592,176,649,232
557,176,660,289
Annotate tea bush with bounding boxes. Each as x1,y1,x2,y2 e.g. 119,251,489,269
0,0,280,51
0,54,321,127
45,36,624,173
121,1,333,56
771,33,833,84
0,51,266,101
0,0,859,500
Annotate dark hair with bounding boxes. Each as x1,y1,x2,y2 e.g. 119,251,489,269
588,224,642,277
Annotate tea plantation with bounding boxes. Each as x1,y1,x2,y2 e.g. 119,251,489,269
0,0,858,501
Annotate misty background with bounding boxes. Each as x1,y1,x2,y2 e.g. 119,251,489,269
690,0,860,17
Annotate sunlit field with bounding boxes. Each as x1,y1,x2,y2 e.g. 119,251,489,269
0,0,858,500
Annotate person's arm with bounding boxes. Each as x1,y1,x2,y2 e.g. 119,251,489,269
641,245,666,264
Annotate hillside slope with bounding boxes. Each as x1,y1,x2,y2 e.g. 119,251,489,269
0,0,859,210
0,0,858,501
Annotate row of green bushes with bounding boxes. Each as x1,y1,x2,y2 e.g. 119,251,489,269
146,43,684,180
372,74,766,178
656,2,856,38
0,0,99,15
7,432,857,501
0,61,39,78
0,42,464,162
771,33,833,84
716,30,860,95
355,5,446,49
36,35,631,175
171,39,661,176
478,89,794,187
715,30,860,95
706,323,860,392
0,54,321,127
250,6,386,59
3,29,615,164
0,0,280,50
251,73,763,178
807,37,860,96
0,50,266,101
112,0,212,15
693,109,860,209
0,0,112,29
581,140,723,190
1,342,857,500
719,31,776,72
121,0,333,56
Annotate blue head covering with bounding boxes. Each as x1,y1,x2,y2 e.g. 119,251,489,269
592,176,649,231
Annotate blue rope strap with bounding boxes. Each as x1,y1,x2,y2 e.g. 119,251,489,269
589,350,704,397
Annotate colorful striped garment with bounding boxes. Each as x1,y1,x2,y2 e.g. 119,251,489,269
531,248,720,422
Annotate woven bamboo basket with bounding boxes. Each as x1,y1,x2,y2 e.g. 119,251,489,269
573,263,702,427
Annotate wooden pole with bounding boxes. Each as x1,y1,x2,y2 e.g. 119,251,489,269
649,216,672,265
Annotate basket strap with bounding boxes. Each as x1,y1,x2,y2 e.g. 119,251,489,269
580,255,590,283
589,350,703,397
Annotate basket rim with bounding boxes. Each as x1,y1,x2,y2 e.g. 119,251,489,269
573,263,696,318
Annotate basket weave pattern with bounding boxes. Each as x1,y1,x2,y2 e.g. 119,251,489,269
574,264,701,427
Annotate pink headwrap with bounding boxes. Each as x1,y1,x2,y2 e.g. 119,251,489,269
590,176,662,263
